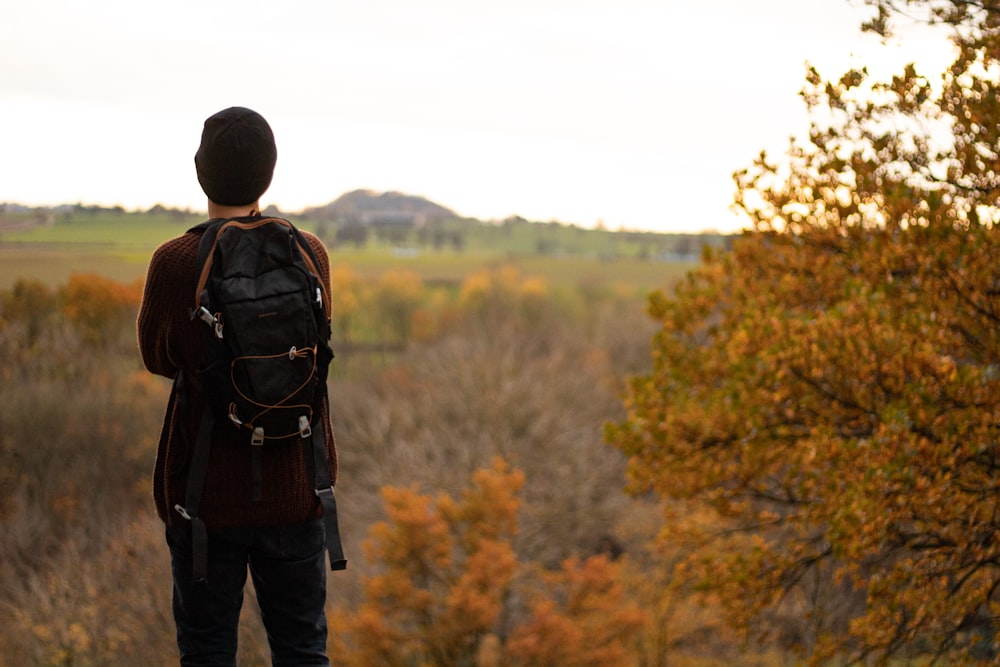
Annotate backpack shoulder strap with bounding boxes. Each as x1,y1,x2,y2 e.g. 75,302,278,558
176,219,225,582
190,219,227,312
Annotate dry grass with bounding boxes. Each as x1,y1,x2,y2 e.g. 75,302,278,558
0,268,814,665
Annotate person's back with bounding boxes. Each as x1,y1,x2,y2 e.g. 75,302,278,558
137,106,343,667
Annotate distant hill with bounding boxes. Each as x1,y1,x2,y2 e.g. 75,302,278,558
300,190,458,226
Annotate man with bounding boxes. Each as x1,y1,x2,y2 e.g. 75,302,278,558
138,106,340,666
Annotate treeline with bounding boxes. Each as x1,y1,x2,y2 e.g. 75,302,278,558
315,216,731,261
0,268,785,666
0,202,732,262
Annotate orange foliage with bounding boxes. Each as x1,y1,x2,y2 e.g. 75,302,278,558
506,556,646,667
335,459,656,666
458,265,549,311
338,458,523,666
59,272,141,345
0,278,57,342
329,263,363,341
609,22,1000,664
373,268,424,343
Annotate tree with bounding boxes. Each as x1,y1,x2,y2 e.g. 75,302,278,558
373,268,423,344
335,223,368,248
329,264,363,343
334,458,523,666
505,556,646,667
0,278,56,344
333,459,647,667
59,272,141,347
608,3,1000,664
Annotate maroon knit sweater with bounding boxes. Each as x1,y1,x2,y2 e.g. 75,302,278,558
137,223,338,529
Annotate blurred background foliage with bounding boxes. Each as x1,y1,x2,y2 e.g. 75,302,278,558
0,265,745,666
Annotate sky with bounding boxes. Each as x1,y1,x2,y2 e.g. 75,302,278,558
0,0,956,233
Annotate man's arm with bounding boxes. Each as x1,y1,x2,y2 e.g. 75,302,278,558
137,233,202,379
301,230,332,311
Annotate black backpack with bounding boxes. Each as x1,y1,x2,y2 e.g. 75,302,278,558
174,215,346,581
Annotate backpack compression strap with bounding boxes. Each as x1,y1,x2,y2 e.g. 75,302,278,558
172,370,215,583
307,394,347,571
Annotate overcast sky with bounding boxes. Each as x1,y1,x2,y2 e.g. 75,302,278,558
1,0,954,232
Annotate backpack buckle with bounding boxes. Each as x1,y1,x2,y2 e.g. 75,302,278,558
194,306,216,326
194,306,224,339
251,426,265,446
298,415,312,439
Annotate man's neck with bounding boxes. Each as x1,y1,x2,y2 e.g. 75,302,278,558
207,200,262,219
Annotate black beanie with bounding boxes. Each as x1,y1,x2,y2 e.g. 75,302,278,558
194,107,277,206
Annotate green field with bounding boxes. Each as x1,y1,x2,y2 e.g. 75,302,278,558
0,209,703,292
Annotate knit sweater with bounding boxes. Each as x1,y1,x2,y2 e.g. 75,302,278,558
137,220,338,529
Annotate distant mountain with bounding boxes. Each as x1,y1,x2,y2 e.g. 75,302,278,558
300,190,458,226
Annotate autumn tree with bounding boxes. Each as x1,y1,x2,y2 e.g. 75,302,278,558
333,459,648,667
452,265,551,339
505,555,646,667
608,2,1000,664
329,264,363,343
59,272,141,347
0,278,57,344
334,459,524,665
373,268,424,344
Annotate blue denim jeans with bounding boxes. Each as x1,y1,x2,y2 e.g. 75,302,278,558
166,518,330,666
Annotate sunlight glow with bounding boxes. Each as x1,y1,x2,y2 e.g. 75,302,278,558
0,0,958,232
